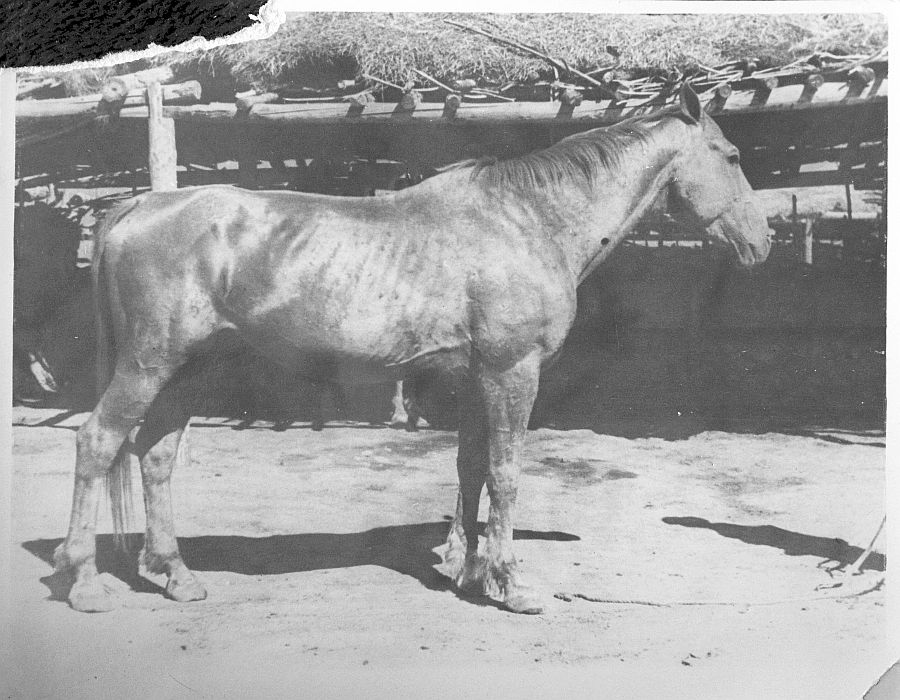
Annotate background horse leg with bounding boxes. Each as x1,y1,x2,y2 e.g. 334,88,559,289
441,378,488,582
310,382,326,431
389,380,410,428
53,366,171,612
133,395,206,603
471,351,543,614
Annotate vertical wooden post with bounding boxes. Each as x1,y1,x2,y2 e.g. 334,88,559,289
749,77,778,107
705,84,732,114
799,218,814,266
845,181,853,221
146,82,177,191
798,73,824,104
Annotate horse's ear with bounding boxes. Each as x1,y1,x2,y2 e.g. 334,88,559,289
678,82,702,124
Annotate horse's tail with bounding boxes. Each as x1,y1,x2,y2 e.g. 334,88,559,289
93,198,141,548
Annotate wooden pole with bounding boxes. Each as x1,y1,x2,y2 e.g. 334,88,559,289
101,66,176,103
146,82,177,191
798,217,814,266
798,74,824,103
704,84,732,114
750,77,778,107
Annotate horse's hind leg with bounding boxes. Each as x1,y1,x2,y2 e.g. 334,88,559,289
132,394,206,603
389,380,410,428
53,366,172,612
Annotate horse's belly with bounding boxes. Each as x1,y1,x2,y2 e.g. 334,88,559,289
227,301,470,386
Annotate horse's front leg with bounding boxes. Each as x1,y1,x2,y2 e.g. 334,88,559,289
441,378,488,582
456,351,543,614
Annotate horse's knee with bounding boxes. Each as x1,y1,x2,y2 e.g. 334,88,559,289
74,421,122,478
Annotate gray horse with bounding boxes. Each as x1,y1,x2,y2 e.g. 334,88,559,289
54,84,770,614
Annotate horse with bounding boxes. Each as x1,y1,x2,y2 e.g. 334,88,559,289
13,201,81,401
53,84,771,614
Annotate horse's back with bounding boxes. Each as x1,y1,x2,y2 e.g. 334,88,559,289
100,183,576,377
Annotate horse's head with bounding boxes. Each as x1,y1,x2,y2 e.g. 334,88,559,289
665,83,772,268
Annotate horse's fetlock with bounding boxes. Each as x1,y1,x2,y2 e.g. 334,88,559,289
140,546,179,575
53,542,92,572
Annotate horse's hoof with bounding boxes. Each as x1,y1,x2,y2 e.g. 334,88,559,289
389,413,409,429
68,581,115,613
436,549,465,582
501,590,545,615
166,576,207,603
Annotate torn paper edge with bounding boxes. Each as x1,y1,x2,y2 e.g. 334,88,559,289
16,0,286,74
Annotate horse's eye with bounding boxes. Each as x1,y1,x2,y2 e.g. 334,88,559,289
727,152,741,165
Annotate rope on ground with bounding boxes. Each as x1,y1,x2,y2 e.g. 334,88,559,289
555,575,885,607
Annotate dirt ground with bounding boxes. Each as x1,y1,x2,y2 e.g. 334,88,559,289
5,406,889,700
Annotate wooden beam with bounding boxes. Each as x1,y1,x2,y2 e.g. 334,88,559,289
750,77,778,107
235,91,280,113
442,93,461,119
16,76,62,99
556,88,583,118
100,66,176,103
146,82,177,191
748,169,862,190
846,67,876,99
109,90,889,126
704,84,732,114
16,80,202,121
798,74,825,103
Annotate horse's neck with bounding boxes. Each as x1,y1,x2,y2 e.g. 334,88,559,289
542,123,685,284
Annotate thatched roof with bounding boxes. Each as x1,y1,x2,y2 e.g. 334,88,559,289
174,12,887,89
39,12,887,97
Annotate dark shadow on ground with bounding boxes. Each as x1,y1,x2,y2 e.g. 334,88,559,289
24,521,580,603
663,516,885,572
13,405,887,449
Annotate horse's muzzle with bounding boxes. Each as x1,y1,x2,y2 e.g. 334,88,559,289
711,203,772,269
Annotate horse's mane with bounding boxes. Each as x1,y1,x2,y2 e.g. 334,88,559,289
446,108,681,191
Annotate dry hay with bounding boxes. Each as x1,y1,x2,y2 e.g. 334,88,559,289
32,13,887,96
170,12,887,90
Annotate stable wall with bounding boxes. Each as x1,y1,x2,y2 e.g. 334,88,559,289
23,241,885,436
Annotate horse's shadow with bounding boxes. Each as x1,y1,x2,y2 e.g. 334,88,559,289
663,516,885,572
23,520,580,604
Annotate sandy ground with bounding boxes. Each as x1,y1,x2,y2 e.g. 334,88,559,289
5,409,890,700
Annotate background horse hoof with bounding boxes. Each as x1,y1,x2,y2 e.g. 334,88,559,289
68,582,115,613
501,591,544,615
165,577,208,603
